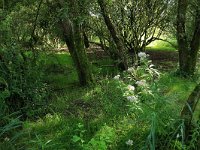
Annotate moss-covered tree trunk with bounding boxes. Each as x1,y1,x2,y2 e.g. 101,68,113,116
97,0,128,70
73,22,93,85
177,0,200,76
58,0,93,86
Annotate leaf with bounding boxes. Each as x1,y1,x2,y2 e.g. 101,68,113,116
0,77,7,88
72,135,81,143
1,89,10,99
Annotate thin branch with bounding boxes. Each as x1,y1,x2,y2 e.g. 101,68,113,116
30,0,43,43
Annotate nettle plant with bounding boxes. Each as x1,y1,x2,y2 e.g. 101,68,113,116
114,52,160,105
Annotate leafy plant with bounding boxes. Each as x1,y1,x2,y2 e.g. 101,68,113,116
0,46,49,118
0,77,23,149
85,125,116,150
71,123,86,147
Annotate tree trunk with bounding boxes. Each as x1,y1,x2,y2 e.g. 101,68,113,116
73,22,94,85
177,0,190,76
57,0,93,86
83,31,90,48
177,0,200,76
97,0,128,70
181,83,200,142
60,18,93,86
189,5,200,74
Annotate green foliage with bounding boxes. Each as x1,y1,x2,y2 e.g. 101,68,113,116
0,46,49,118
0,113,23,149
187,120,200,149
71,123,86,147
1,0,199,149
85,125,116,150
0,77,23,149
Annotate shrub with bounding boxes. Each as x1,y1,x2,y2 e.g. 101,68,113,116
0,46,49,119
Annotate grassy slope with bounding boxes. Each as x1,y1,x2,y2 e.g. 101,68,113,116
16,51,198,149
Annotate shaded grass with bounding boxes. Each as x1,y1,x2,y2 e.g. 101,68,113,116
43,52,78,86
42,52,118,90
18,72,197,149
91,57,118,77
20,79,131,149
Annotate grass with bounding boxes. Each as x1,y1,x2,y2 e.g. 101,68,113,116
157,74,196,102
146,39,177,51
11,51,197,149
19,80,130,149
18,72,196,149
3,50,199,149
40,51,119,91
40,52,78,90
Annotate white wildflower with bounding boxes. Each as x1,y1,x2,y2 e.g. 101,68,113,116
4,137,10,142
126,139,133,146
138,52,147,58
127,95,138,102
127,67,134,73
127,85,135,91
113,75,120,80
136,80,147,86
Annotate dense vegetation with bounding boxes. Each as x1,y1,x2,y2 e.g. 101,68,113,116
1,0,200,149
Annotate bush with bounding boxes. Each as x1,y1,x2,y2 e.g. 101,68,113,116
0,46,49,119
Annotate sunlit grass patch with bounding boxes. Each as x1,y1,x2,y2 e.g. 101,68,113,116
146,39,177,51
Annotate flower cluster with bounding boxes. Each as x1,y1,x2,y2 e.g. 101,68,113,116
138,52,147,58
113,52,160,106
127,95,138,103
127,85,135,91
126,139,133,146
136,80,147,87
112,52,161,147
123,84,137,102
127,67,134,73
113,75,120,80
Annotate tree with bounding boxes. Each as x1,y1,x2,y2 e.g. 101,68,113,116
115,0,171,54
97,0,128,70
0,0,50,117
177,0,200,76
57,0,93,86
96,0,172,65
177,1,200,143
